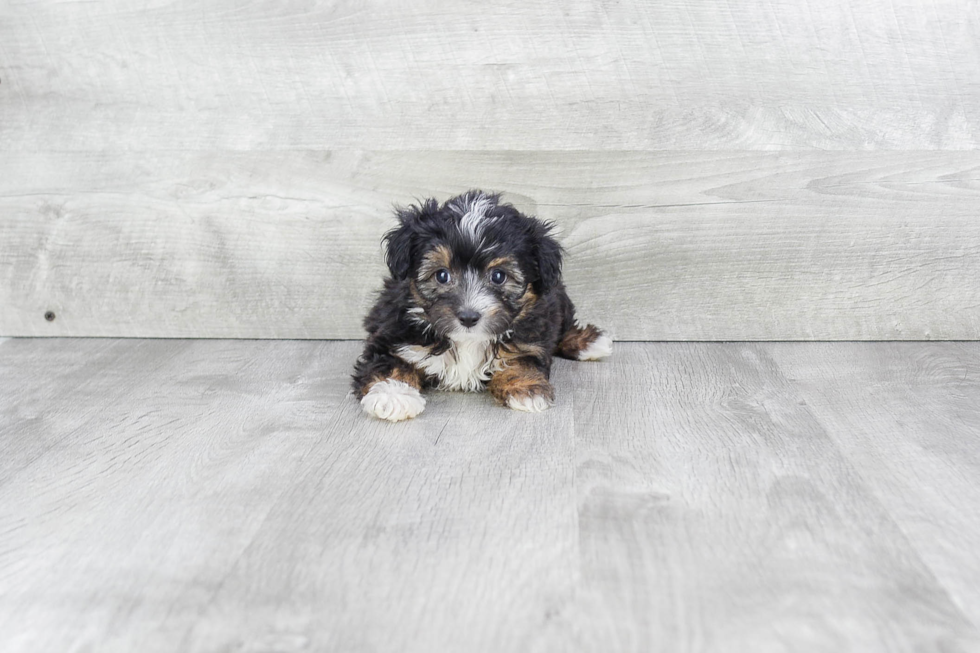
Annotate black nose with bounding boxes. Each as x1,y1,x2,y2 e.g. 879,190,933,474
457,309,481,328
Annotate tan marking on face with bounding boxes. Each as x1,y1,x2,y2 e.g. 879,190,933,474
487,256,516,270
418,245,453,279
515,287,539,321
486,256,525,286
488,361,554,406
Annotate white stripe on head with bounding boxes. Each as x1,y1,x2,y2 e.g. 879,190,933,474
449,192,497,244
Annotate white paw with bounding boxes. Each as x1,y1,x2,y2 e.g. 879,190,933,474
361,379,426,422
577,333,613,361
506,393,553,413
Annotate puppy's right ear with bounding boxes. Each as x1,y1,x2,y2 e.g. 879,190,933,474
383,200,436,280
383,220,413,280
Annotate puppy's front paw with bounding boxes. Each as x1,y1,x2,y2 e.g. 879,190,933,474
489,366,555,413
506,391,554,413
361,379,426,422
502,381,555,413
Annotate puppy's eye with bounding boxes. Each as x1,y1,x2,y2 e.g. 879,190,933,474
490,269,507,285
434,269,451,284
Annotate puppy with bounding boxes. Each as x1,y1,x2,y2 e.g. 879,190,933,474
352,190,612,421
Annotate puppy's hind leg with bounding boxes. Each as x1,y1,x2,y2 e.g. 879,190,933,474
555,323,613,361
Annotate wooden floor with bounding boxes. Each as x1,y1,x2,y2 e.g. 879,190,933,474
2,338,979,652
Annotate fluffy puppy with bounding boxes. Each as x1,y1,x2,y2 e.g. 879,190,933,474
352,190,612,422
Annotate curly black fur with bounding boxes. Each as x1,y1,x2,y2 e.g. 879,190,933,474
352,190,607,413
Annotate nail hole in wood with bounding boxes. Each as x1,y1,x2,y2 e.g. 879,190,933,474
44,311,56,322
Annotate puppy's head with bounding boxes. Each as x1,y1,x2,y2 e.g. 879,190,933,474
383,190,562,342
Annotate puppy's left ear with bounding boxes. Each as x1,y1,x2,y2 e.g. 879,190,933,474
534,221,564,294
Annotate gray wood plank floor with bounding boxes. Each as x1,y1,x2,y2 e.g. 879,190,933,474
1,339,978,652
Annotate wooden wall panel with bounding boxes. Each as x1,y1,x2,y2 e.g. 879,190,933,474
2,1,978,339
2,151,978,340
0,0,978,150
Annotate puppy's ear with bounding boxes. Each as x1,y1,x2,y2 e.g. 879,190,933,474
383,200,435,280
533,221,564,294
383,220,414,280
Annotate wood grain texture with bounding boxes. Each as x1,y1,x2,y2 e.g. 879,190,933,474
561,342,980,652
768,342,980,628
183,363,577,653
0,339,578,652
0,339,359,653
2,150,979,340
3,1,979,339
2,340,980,651
1,0,978,150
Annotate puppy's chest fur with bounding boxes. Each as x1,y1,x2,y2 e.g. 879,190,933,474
396,339,503,392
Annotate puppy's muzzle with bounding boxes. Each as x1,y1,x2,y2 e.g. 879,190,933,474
457,309,481,328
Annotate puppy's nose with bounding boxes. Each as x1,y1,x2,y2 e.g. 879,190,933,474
457,309,481,328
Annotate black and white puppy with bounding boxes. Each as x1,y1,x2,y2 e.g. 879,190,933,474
352,190,612,421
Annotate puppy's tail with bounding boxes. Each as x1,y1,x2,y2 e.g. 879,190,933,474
555,323,613,361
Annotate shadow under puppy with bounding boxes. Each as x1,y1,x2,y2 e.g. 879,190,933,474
352,190,612,422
